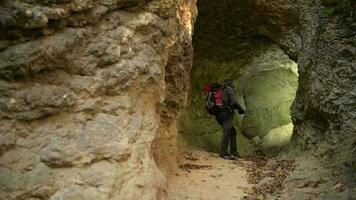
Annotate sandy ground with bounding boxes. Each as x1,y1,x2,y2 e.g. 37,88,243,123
166,149,355,200
167,150,253,200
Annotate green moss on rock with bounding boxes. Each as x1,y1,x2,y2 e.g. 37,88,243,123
242,68,298,139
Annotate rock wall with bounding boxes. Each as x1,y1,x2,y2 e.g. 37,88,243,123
294,0,355,149
0,0,194,199
249,0,355,144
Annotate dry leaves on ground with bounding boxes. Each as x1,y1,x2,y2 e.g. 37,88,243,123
184,152,199,161
242,156,296,200
296,177,329,188
179,163,213,173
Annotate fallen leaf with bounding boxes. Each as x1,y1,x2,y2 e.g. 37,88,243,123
331,183,344,190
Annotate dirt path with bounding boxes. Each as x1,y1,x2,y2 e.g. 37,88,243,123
167,150,253,200
166,149,354,200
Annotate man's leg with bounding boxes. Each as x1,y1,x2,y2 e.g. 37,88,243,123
219,112,233,156
230,127,238,156
215,115,223,126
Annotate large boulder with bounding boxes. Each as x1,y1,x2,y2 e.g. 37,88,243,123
242,67,298,148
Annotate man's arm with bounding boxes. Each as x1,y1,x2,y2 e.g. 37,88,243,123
226,87,245,114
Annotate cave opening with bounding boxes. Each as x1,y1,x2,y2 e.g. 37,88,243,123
178,0,299,155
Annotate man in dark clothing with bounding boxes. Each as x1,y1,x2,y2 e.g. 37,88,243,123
216,79,245,160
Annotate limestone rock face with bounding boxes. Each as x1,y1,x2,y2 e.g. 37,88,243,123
292,1,355,149
0,0,194,199
248,0,355,147
247,0,300,60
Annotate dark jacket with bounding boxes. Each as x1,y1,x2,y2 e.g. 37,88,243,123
222,84,245,113
223,79,245,114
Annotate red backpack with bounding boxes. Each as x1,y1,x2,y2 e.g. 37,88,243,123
203,83,224,115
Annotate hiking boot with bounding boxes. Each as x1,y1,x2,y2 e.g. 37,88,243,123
230,153,240,160
219,154,234,160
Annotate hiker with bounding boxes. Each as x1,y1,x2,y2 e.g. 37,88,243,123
204,79,245,160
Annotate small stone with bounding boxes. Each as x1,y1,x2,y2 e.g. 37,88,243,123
9,98,16,104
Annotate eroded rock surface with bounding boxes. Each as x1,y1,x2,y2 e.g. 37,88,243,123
249,0,356,147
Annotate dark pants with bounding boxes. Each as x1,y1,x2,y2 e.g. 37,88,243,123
215,111,237,156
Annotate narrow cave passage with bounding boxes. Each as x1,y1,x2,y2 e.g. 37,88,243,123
178,0,298,155
167,1,299,199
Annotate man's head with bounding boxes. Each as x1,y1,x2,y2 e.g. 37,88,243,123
224,79,233,87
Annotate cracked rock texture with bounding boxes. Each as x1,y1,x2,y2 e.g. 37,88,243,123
0,0,194,199
249,0,356,148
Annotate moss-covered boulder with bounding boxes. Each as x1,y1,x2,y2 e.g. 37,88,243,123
241,67,298,146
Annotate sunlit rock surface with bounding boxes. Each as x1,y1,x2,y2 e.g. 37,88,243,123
241,65,298,147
